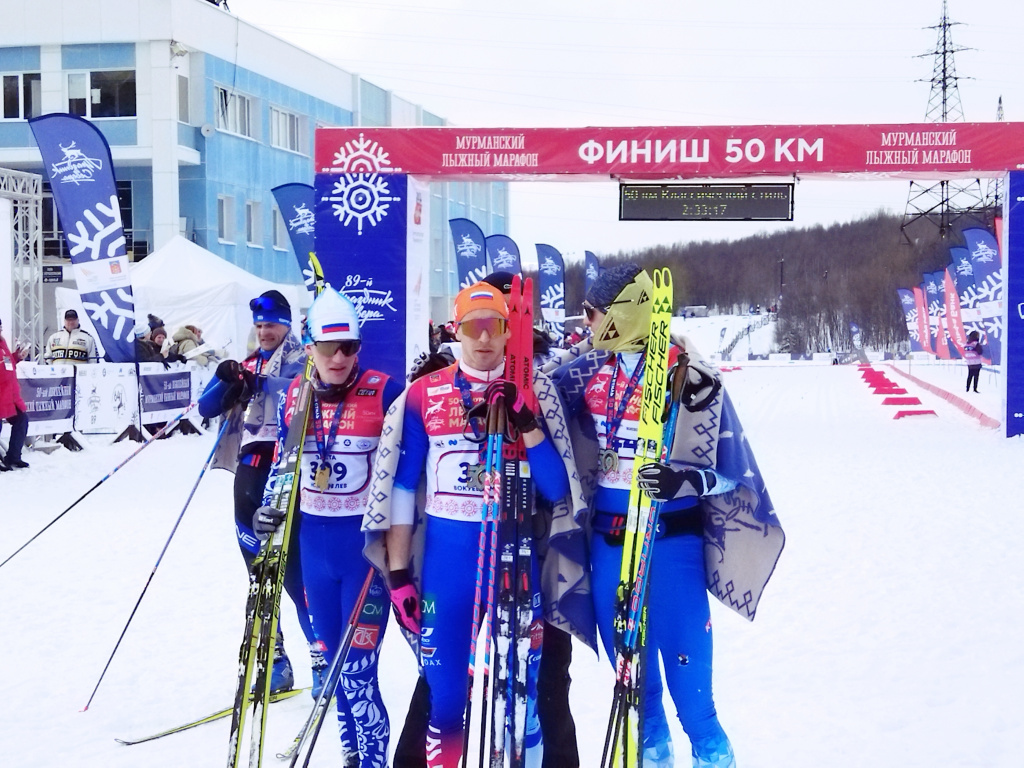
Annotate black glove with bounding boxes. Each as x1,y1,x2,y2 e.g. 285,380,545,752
680,358,721,412
160,358,172,370
217,359,257,410
408,351,455,382
485,380,539,435
636,462,716,502
253,504,286,539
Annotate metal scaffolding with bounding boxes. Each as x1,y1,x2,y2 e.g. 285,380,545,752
901,0,991,242
1,167,44,358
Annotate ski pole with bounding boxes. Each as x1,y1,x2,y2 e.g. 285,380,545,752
0,402,200,571
80,418,228,711
293,567,376,768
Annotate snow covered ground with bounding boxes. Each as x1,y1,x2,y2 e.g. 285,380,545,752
2,360,1022,767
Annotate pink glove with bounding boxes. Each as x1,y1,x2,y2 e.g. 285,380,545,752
388,569,421,635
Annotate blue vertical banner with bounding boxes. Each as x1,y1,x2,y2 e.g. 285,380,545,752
897,289,923,352
1005,172,1024,437
314,171,429,382
536,244,566,339
961,227,1004,365
271,182,317,295
923,272,943,355
584,251,601,297
950,245,983,341
928,270,953,359
485,234,522,276
449,218,488,289
29,114,135,362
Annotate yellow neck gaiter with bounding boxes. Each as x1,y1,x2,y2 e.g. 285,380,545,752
591,269,654,352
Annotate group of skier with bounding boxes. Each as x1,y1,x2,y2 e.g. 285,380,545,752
201,264,785,768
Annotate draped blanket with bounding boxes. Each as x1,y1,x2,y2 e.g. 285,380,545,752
552,345,785,621
363,369,598,652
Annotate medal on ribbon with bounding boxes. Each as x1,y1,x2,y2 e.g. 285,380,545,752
314,463,331,491
466,462,485,491
600,447,619,473
601,353,645,476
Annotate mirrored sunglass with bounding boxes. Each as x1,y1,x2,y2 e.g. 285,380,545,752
458,317,507,339
314,339,360,356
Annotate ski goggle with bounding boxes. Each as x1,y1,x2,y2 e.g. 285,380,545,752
249,296,285,312
457,317,508,339
313,339,361,357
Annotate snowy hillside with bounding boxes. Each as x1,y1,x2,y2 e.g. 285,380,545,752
1,363,1021,767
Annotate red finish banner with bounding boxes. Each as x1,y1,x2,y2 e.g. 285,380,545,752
316,123,1024,181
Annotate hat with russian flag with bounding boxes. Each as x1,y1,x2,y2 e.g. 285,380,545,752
454,281,508,322
305,287,361,342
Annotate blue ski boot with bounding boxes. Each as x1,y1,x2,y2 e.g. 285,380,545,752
270,650,294,694
309,642,328,700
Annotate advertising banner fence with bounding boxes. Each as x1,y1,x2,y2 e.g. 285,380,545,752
16,363,75,436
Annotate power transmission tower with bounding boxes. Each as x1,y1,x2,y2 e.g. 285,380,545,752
901,0,990,244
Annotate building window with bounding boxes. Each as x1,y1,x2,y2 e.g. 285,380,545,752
217,195,234,242
2,72,41,120
246,200,262,245
67,70,136,118
177,74,189,124
272,207,289,249
270,107,302,153
216,86,252,137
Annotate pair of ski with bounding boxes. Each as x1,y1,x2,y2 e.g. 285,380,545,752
226,256,325,768
464,275,537,768
601,268,686,768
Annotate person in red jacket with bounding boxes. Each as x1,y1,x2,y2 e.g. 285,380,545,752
0,317,29,471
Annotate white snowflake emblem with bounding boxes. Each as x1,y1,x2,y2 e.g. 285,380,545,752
586,263,599,280
324,174,401,235
955,257,973,277
925,280,939,295
901,294,914,306
332,133,399,174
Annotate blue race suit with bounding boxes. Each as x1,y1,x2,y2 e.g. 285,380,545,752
277,368,402,767
563,350,736,767
392,361,569,768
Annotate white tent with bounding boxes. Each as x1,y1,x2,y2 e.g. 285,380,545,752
55,236,309,362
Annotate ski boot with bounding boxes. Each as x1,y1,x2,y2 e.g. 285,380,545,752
270,649,294,694
309,641,328,700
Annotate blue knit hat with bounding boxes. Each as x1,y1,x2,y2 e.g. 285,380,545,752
585,262,642,312
250,290,291,326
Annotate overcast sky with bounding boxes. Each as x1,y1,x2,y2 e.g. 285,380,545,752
232,0,1024,262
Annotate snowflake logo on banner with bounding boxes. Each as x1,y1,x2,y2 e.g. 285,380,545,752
67,195,126,260
905,308,920,342
586,263,599,281
955,257,973,277
456,234,482,259
325,174,401,235
288,203,315,235
539,255,561,276
970,241,998,264
492,247,516,270
925,280,939,295
540,282,565,312
83,288,135,342
332,133,399,173
901,293,914,306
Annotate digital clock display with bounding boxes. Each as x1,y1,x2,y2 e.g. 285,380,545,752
619,183,794,222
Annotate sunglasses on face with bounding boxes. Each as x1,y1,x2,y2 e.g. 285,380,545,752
457,317,508,339
582,300,606,320
314,339,361,357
